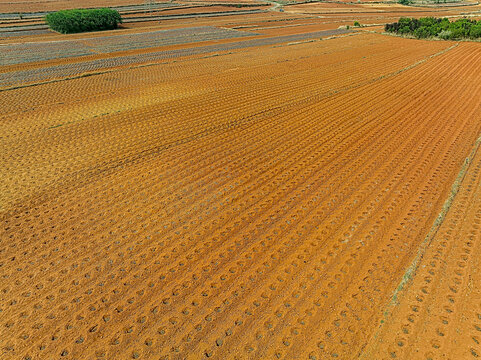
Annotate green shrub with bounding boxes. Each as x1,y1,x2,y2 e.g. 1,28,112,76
399,25,411,34
385,17,481,40
438,29,453,40
469,24,481,38
354,21,360,27
45,8,122,34
414,26,431,38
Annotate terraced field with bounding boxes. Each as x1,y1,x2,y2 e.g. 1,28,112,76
2,4,481,360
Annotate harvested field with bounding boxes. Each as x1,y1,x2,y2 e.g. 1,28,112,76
3,3,481,360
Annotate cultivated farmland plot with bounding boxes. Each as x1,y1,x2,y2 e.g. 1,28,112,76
363,129,481,359
2,4,481,360
0,26,255,66
0,29,50,38
0,28,352,87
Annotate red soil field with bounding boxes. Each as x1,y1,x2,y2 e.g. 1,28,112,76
2,5,481,360
360,45,481,357
0,0,146,13
249,22,344,36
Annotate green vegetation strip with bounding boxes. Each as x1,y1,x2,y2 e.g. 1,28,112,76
386,17,481,39
45,8,122,34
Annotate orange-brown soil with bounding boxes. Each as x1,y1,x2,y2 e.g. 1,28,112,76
361,46,481,357
3,5,481,360
249,22,344,36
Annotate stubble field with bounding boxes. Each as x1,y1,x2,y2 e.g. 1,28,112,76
2,2,481,360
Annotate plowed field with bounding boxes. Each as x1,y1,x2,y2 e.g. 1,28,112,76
362,46,481,360
2,13,481,360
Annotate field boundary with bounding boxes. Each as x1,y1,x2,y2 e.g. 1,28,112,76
360,129,481,358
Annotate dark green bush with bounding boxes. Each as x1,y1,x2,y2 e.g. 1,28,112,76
414,26,431,38
385,17,481,40
45,8,122,34
469,24,481,38
399,25,411,34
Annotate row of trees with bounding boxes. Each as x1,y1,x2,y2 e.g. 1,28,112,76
385,17,481,39
45,8,122,34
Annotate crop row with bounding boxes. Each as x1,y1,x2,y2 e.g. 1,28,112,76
363,53,481,358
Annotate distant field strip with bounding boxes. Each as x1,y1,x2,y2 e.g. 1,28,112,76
123,9,266,23
0,29,50,38
0,28,350,87
0,26,255,66
0,2,182,19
